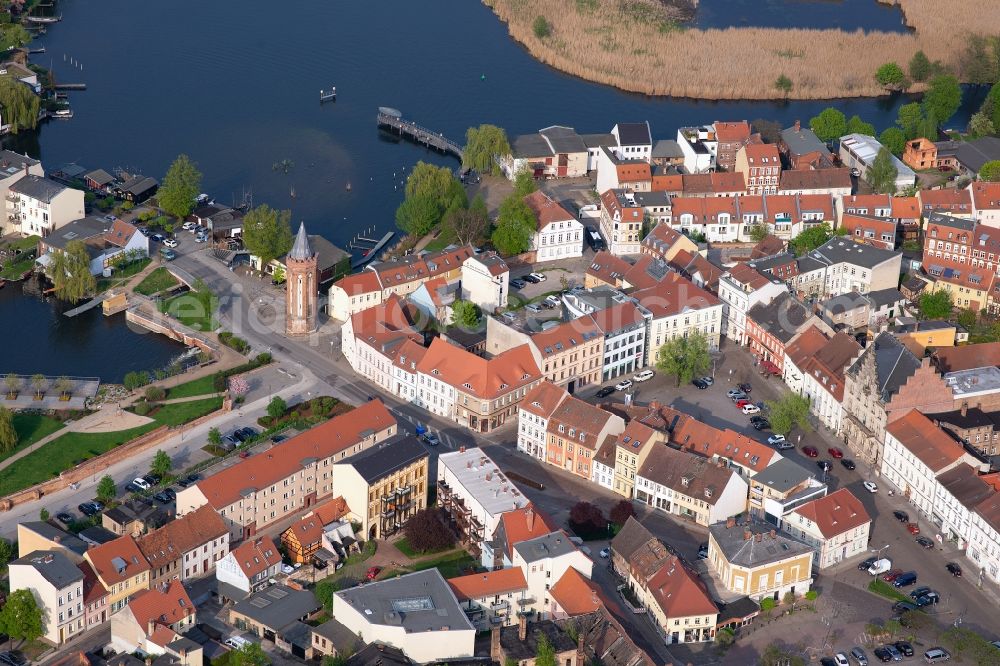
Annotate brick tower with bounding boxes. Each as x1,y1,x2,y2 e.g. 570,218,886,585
284,222,318,336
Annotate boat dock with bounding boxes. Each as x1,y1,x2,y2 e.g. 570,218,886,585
350,230,395,269
320,86,336,103
53,83,87,90
25,14,62,23
376,107,463,161
63,292,110,317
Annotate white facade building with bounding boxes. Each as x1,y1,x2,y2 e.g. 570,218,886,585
524,191,584,263
9,550,84,645
517,382,569,461
460,252,509,314
511,531,594,619
717,266,788,345
787,489,871,569
0,151,44,235
9,175,85,237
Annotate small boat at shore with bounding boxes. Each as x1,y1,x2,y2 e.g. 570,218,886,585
25,14,62,23
53,109,73,118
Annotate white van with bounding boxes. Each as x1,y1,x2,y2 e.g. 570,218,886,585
867,558,892,576
225,636,251,650
923,647,950,663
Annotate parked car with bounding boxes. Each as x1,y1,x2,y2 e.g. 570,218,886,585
615,379,632,391
841,458,856,470
544,294,561,308
817,460,832,471
735,399,751,408
510,279,526,290
521,274,540,284
633,370,655,382
182,221,196,231
767,435,786,446
700,376,715,386
726,389,746,399
365,566,382,581
803,446,819,458
859,556,878,571
915,536,934,549
850,647,869,666
145,473,162,485
751,418,771,431
834,654,849,666
130,477,151,491
915,591,939,606
0,651,28,666
153,490,175,503
599,547,610,558
922,647,950,663
863,481,879,493
195,233,208,243
828,447,844,459
742,404,761,415
151,233,166,242
737,382,752,393
883,645,902,661
525,303,542,313
78,501,103,516
893,510,909,523
55,512,75,526
529,272,546,282
821,658,837,666
893,571,918,587
867,558,892,576
882,569,903,582
595,386,615,398
891,600,919,614
872,647,892,663
163,238,178,248
692,378,709,389
697,543,709,559
160,248,177,261
946,562,963,577
906,522,920,535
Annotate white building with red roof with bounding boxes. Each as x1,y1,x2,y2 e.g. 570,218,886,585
524,190,584,262
110,579,195,654
631,272,723,365
787,488,871,569
717,263,787,344
460,251,509,314
341,294,423,395
215,536,283,599
517,382,570,460
971,181,1000,228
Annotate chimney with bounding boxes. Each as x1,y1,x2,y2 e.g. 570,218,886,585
576,630,586,666
526,506,535,532
148,620,156,636
961,402,968,418
726,517,735,529
793,120,801,132
769,529,776,539
518,613,528,641
755,533,763,542
743,529,751,541
460,445,466,453
490,627,501,663
23,163,28,177
649,400,661,411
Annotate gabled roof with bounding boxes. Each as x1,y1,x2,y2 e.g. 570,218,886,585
332,271,381,296
549,566,606,616
611,517,660,566
958,138,1000,174
932,341,1000,373
77,560,108,604
127,579,194,630
531,316,604,358
590,300,647,336
194,400,395,509
447,568,527,601
779,168,851,192
780,124,828,157
747,292,812,344
547,396,618,451
847,331,921,403
886,409,966,473
713,121,751,143
85,535,149,586
783,326,828,370
491,504,559,561
85,168,115,186
646,406,775,474
791,488,870,539
919,187,972,213
644,556,718,619
637,445,739,507
228,536,281,579
284,497,349,548
725,263,774,291
349,294,422,354
518,381,569,419
103,219,140,248
586,250,632,286
11,550,83,588
631,272,720,319
936,464,994,510
417,337,540,399
524,190,575,231
10,175,69,202
138,504,227,567
741,143,780,165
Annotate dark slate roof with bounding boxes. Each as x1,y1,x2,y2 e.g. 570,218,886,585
539,126,587,153
747,293,811,343
85,169,116,186
933,407,1000,431
10,175,69,203
780,125,828,156
119,175,158,195
615,122,652,146
57,163,88,179
500,620,576,660
956,136,1000,173
78,526,119,546
749,458,814,494
749,252,796,273
12,550,84,588
312,618,362,655
796,255,826,273
822,291,868,313
514,531,578,563
345,644,409,666
0,150,38,177
231,584,321,629
341,435,428,484
44,216,110,251
288,222,313,261
936,464,994,510
19,522,88,556
847,331,920,403
580,133,616,149
807,238,900,270
927,211,975,232
652,140,683,158
630,191,672,207
709,522,812,568
512,133,553,158
866,288,906,308
717,596,761,624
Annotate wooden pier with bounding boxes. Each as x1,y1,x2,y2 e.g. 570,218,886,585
376,107,463,161
53,83,86,90
320,87,336,103
350,230,395,269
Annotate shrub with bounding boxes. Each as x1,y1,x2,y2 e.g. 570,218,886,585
145,386,167,402
403,508,455,553
804,590,818,601
568,501,606,539
609,499,636,527
132,400,151,416
255,352,272,365
218,331,250,354
532,15,551,39
760,597,776,612
257,415,274,428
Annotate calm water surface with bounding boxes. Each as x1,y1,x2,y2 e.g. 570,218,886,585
695,0,910,32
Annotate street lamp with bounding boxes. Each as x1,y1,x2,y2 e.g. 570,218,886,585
870,544,890,559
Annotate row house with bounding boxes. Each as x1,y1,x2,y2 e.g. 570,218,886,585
137,504,229,588
779,121,835,170
215,536,282,600
794,238,903,300
782,327,861,433
175,400,397,541
279,496,350,564
611,121,654,161
746,292,828,375
110,579,195,655
437,447,530,558
778,168,852,199
83,535,150,614
599,188,646,256
9,550,85,645
841,332,954,466
328,245,473,320
735,143,781,195
504,125,590,179
409,276,457,324
707,521,814,602
968,478,1000,586
667,193,834,242
918,187,973,219
717,263,787,345
632,272,724,365
786,488,872,569
591,299,650,381
529,316,606,392
78,561,109,631
676,125,719,174
677,171,747,198
585,251,674,292
611,518,718,645
933,405,1000,458
634,445,749,527
841,213,898,250
934,464,995,550
971,181,1000,227
611,421,665,499
595,146,653,195
840,194,920,246
748,458,827,525
415,337,542,433
640,222,699,264
523,190,584,263
544,394,625,481
712,121,753,172
517,381,571,461
669,249,724,292
923,212,1000,311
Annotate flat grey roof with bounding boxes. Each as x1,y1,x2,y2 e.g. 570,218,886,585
231,584,320,629
513,530,577,563
11,550,83,588
512,133,553,159
19,521,88,556
808,238,901,270
750,458,814,494
335,569,474,634
945,366,1000,397
438,447,529,517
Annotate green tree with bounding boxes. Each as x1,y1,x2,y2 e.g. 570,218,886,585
0,23,30,51
0,537,14,568
876,62,907,90
396,162,467,236
916,111,939,143
491,194,536,256
150,450,171,478
0,76,40,134
534,634,556,666
809,107,847,143
923,75,962,126
49,240,97,303
241,204,294,267
158,154,202,221
846,115,876,137
0,406,15,454
30,374,46,399
463,124,510,176
980,160,1000,182
97,475,117,503
986,83,1000,135
909,50,931,82
774,74,793,96
760,645,805,666
395,194,440,237
748,224,769,243
896,102,925,139
879,127,906,157
790,222,834,255
208,427,222,447
451,300,481,328
0,589,43,645
958,34,1000,85
230,642,270,666
655,331,711,386
968,112,996,139
4,373,19,397
919,288,954,319
866,147,899,195
39,508,49,522
532,15,551,39
267,395,287,419
513,169,538,198
442,206,489,247
957,308,978,330
766,393,811,436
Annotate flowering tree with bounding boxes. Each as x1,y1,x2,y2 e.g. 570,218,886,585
228,374,249,397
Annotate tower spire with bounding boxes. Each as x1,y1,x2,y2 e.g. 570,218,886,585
289,222,313,261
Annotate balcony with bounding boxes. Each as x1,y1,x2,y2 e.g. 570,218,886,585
395,485,412,497
490,600,509,610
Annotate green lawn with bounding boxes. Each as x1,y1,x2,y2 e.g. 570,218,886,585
147,397,224,426
165,375,219,399
135,267,179,296
97,258,153,292
0,255,36,281
868,578,911,603
383,549,477,579
394,537,450,558
4,235,41,252
0,424,156,496
159,290,218,331
0,412,65,465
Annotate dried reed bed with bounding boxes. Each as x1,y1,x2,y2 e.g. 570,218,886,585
483,0,1000,99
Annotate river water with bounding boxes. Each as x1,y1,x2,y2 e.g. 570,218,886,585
0,0,987,382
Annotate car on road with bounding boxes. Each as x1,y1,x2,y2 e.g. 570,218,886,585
595,386,615,398
529,272,546,282
817,460,832,471
633,370,655,382
365,566,382,581
883,644,902,661
510,279,525,290
692,378,709,389
78,501,103,516
906,522,920,535
0,651,28,666
698,376,714,385
863,480,879,493
521,274,540,284
893,571,917,587
916,536,934,549
163,238,178,248
882,569,903,582
751,418,771,431
893,510,909,523
828,447,844,459
850,647,869,666
737,382,752,393
727,389,746,399
235,426,260,442
281,564,295,574
833,655,850,666
735,399,751,410
803,446,819,457
615,379,632,391
159,248,177,261
55,511,75,525
946,562,963,577
151,233,165,242
195,232,208,243
599,547,610,558
145,473,162,485
182,221,196,231
421,432,440,447
130,477,151,491
742,404,761,415
914,591,939,606
767,434,786,446
859,556,878,571
841,458,856,470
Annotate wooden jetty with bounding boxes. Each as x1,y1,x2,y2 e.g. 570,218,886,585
350,230,395,269
53,83,86,90
28,47,45,54
25,14,62,23
320,86,336,103
376,107,463,161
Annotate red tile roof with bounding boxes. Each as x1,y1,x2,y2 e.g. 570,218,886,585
524,191,575,231
616,162,652,183
891,196,920,220
447,568,527,601
332,271,381,296
520,381,569,419
586,251,631,287
417,337,541,399
391,339,428,373
590,301,647,335
284,497,350,549
138,504,227,568
887,410,966,473
742,143,780,166
631,272,720,319
779,168,851,192
103,219,140,248
229,536,281,579
494,505,559,558
919,188,972,214
642,406,775,474
77,560,108,605
532,316,603,359
349,294,422,352
547,396,618,452
194,400,395,509
971,181,1000,210
726,263,772,290
714,121,751,143
85,535,150,586
127,579,194,630
645,556,718,618
549,566,607,616
792,488,871,539
932,342,1000,373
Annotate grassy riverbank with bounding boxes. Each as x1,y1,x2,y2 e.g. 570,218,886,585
483,0,1000,99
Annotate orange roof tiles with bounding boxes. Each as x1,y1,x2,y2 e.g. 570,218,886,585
349,294,422,351
194,400,395,509
77,560,108,605
933,342,1000,373
520,381,569,419
616,162,651,183
494,505,559,558
85,535,149,586
711,172,746,193
547,396,618,451
783,326,829,370
524,191,575,231
792,488,871,539
726,263,772,290
891,196,920,220
614,420,660,455
138,504,227,568
549,566,606,616
919,188,972,214
417,338,541,400
104,219,140,248
284,497,350,548
646,556,718,618
590,300,647,335
332,271,381,296
642,223,689,257
842,194,891,211
147,624,180,648
392,339,428,373
644,406,775,474
887,410,966,473
127,579,194,630
714,121,751,143
742,143,780,165
631,272,720,319
532,316,603,359
447,568,527,601
779,168,852,192
586,251,632,286
230,536,281,579
971,181,1000,210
